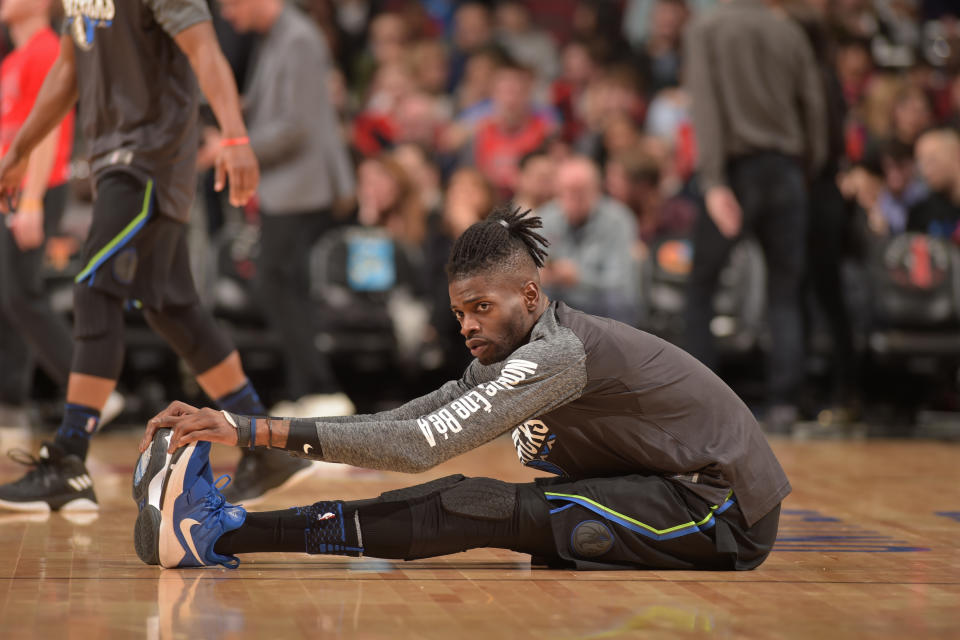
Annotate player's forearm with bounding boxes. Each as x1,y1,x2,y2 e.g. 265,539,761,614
195,54,247,138
9,56,76,163
227,414,443,473
179,25,247,139
21,125,61,203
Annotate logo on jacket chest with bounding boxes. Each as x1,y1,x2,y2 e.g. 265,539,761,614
63,0,115,50
512,419,565,475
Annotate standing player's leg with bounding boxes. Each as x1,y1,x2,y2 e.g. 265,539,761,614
1,172,169,511
139,225,311,506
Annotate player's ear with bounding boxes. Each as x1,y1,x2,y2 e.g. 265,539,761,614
521,280,539,311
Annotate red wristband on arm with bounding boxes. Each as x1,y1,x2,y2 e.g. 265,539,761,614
220,136,250,147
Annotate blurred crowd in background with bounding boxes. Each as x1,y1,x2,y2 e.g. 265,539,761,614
3,0,960,435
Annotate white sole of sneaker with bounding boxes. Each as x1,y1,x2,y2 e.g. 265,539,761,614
0,498,51,512
158,443,198,568
61,498,99,511
0,496,99,512
234,461,319,509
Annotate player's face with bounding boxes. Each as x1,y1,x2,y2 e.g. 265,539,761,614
449,274,536,366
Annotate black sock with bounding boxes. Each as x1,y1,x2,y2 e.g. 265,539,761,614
214,508,306,554
53,404,100,460
215,379,266,415
214,501,362,556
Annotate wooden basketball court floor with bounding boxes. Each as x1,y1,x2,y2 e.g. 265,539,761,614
0,427,957,639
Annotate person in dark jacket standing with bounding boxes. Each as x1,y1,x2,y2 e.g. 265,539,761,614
683,0,827,432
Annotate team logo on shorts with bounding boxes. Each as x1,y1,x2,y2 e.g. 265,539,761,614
62,0,115,50
112,247,138,285
571,520,614,558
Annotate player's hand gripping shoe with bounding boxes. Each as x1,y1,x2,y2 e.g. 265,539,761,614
0,442,98,512
134,430,246,568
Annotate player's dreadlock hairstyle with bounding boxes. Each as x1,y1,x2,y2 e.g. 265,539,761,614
446,205,550,280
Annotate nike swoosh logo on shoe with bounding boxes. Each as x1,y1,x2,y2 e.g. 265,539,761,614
179,518,206,566
303,444,312,454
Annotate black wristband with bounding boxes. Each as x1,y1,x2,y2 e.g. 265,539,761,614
230,412,252,448
285,417,324,459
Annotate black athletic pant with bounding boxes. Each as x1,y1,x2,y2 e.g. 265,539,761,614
216,474,780,571
0,185,73,401
256,211,340,398
686,153,808,407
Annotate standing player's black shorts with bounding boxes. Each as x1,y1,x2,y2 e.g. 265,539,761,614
534,474,779,570
74,170,199,310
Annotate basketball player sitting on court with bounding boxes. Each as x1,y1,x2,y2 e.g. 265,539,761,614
135,208,790,571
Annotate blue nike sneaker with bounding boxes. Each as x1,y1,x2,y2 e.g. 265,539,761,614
155,439,246,569
132,427,219,564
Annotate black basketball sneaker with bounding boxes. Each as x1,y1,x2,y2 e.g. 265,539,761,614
0,442,98,512
132,427,175,565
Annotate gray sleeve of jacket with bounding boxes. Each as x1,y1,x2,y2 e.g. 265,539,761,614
288,331,588,473
247,34,319,168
